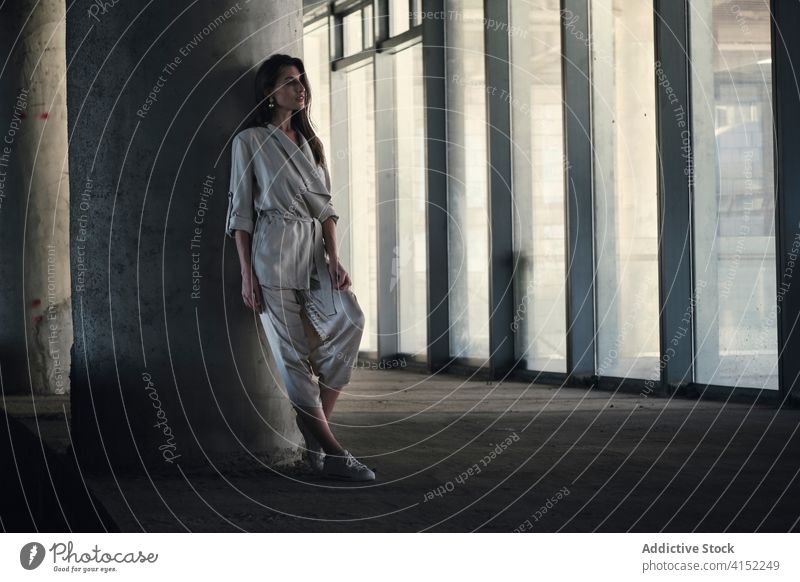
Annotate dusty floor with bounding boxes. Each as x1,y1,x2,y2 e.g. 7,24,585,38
5,368,800,532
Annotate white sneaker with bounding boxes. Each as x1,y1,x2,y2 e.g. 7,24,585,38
322,450,376,481
295,414,324,473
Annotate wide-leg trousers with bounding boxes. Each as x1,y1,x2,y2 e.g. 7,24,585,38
258,285,365,408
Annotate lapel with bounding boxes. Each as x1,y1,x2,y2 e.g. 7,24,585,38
265,123,328,195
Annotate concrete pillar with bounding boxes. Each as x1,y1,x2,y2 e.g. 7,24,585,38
66,0,304,472
0,0,71,396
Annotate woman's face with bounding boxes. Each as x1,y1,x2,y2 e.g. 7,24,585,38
267,65,306,112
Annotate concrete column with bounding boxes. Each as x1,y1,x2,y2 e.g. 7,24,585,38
0,0,71,396
66,0,304,472
562,0,596,383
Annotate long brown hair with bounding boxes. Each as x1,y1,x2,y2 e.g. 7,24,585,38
253,53,326,169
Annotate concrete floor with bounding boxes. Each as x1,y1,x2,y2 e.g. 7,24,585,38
4,368,800,532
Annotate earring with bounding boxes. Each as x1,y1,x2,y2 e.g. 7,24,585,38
268,97,275,109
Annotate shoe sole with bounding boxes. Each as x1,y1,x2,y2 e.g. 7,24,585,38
322,472,376,482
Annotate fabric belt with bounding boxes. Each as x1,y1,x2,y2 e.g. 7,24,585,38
256,208,337,317
257,207,313,222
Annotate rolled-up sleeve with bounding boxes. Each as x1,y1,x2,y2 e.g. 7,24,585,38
308,162,339,224
225,135,255,238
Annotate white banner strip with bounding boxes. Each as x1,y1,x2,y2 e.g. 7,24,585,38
1,533,797,581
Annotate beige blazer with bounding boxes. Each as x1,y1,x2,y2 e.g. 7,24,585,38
225,123,339,315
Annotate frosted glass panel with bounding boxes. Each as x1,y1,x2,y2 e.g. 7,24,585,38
509,0,566,372
445,0,489,360
591,0,660,379
690,0,778,389
394,44,428,356
302,21,331,155
390,0,410,37
347,64,378,352
343,11,362,56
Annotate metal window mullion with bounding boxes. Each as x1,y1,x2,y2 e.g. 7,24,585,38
484,0,515,379
653,0,694,396
561,0,596,384
332,11,344,60
771,0,800,406
422,0,450,371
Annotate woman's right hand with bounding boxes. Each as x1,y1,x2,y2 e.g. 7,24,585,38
241,269,263,313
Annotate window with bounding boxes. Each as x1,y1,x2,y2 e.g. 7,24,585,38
302,19,331,155
390,0,411,37
591,0,660,379
363,4,374,48
445,0,490,360
343,10,362,56
509,0,567,372
343,5,374,56
346,63,378,352
690,0,778,389
393,43,428,356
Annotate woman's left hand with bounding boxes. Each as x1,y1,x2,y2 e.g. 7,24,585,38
328,257,352,291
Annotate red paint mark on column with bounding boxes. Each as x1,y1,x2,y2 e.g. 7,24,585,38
20,111,27,119
39,112,49,119
31,298,41,308
32,314,43,324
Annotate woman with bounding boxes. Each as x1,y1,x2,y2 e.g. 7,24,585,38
225,54,375,482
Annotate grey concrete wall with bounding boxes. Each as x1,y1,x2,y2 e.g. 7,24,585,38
66,0,304,472
0,2,27,396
